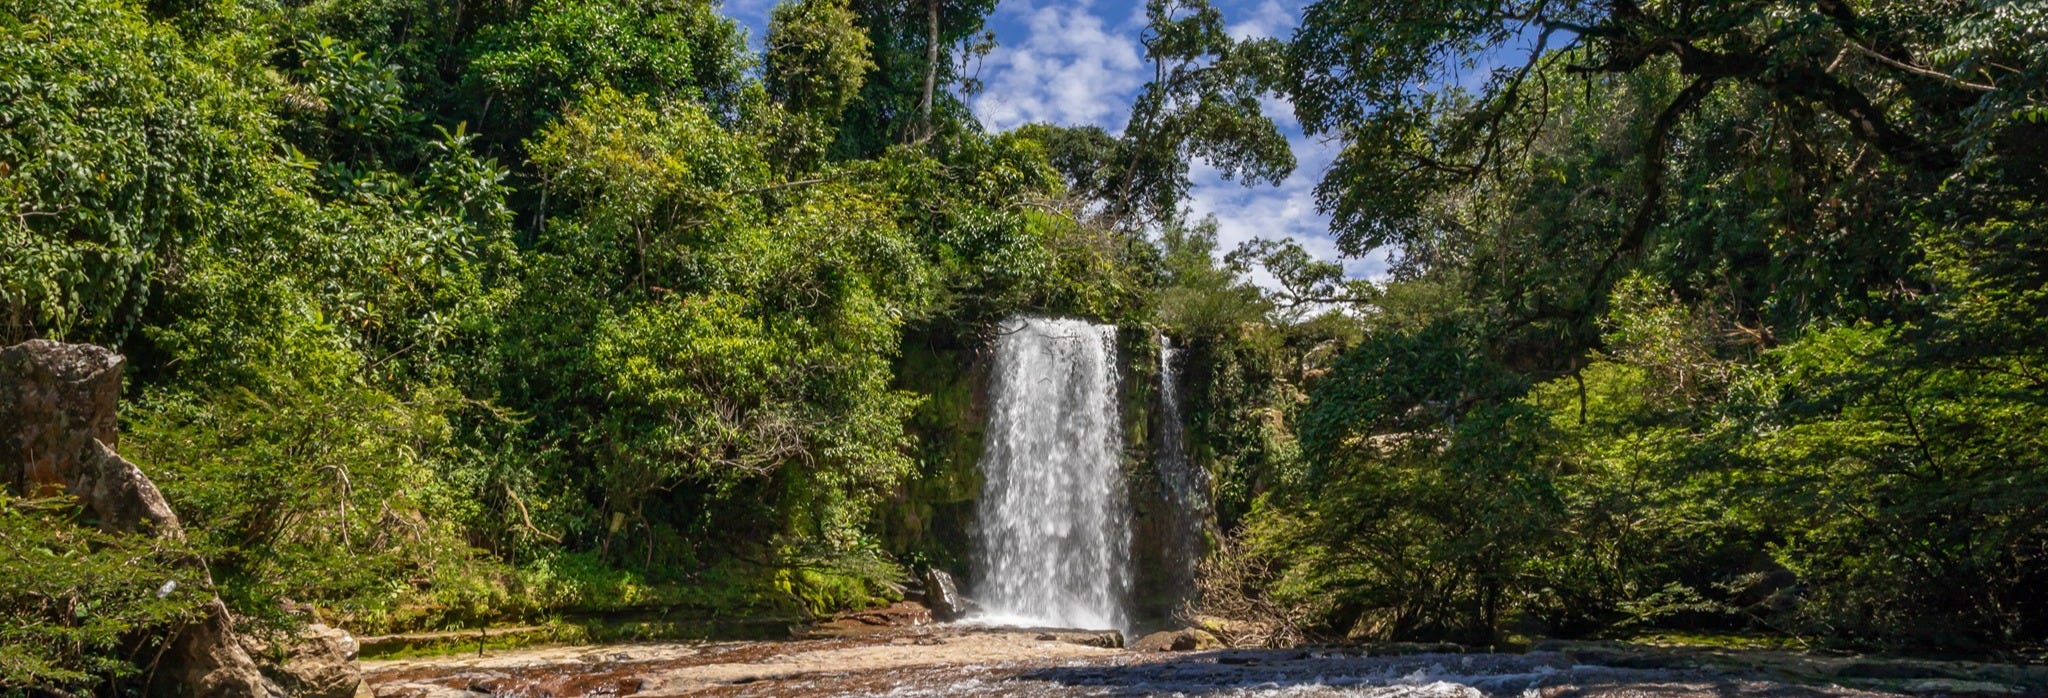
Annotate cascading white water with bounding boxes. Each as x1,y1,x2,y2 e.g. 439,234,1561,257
1155,334,1210,602
973,316,1131,631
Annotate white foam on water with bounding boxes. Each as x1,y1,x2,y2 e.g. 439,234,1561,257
1155,334,1209,605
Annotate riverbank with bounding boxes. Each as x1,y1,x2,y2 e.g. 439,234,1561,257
359,623,2047,697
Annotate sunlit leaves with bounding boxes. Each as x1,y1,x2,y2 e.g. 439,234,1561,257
1099,0,1295,231
290,36,413,146
1286,321,1559,641
766,0,875,126
0,0,275,344
466,0,750,138
0,495,206,692
521,87,948,569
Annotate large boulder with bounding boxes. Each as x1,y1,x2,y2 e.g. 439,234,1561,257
165,600,283,697
2,341,178,536
2,339,282,696
2,340,125,497
920,568,968,621
246,623,369,698
75,437,185,536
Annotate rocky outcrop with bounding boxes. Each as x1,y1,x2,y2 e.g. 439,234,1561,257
163,600,280,697
1031,630,1124,649
2,341,180,537
74,438,184,536
3,340,127,498
1,340,283,696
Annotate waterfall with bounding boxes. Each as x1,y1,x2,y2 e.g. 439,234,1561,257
1155,334,1209,606
973,316,1131,631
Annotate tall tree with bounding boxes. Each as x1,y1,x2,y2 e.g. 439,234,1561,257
1103,0,1295,231
835,0,997,155
1290,0,2044,268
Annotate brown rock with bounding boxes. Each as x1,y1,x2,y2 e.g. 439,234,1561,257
1,339,124,497
0,341,180,537
1191,615,1243,641
166,600,282,697
76,438,184,537
1133,628,1223,652
1062,630,1125,649
1032,630,1124,649
920,568,968,621
247,623,367,698
2,339,284,697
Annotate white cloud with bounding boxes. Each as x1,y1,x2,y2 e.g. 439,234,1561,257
971,0,1148,131
1179,0,1377,284
1224,0,1293,40
719,0,1370,286
966,0,1376,286
1183,123,1379,287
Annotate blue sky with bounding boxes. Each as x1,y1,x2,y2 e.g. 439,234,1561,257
723,0,1386,285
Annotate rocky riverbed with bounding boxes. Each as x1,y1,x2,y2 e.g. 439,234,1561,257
359,623,2035,697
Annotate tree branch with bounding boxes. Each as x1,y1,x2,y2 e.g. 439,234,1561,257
503,483,562,543
1845,41,1996,93
1589,75,1722,295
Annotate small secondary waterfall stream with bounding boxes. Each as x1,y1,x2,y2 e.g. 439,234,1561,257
973,316,1131,631
1154,334,1210,605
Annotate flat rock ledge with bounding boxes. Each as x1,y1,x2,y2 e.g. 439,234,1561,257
358,625,2043,698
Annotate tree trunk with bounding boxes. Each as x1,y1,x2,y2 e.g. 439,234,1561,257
917,0,939,142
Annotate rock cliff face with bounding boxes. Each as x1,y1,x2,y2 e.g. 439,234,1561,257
248,623,368,698
1,340,184,535
1,342,181,537
2,339,364,697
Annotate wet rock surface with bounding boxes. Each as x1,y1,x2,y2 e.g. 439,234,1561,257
920,568,970,621
359,626,1976,698
808,601,935,637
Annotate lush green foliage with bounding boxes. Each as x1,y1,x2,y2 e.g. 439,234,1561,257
766,0,874,126
1194,0,2048,652
0,496,206,693
1018,0,1295,232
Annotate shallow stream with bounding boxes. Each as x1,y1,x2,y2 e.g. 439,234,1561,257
361,625,1921,697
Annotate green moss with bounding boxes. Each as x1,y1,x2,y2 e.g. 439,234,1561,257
337,549,895,638
1616,631,1810,651
878,329,989,575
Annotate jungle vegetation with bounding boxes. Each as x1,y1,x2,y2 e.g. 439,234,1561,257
2,0,2044,691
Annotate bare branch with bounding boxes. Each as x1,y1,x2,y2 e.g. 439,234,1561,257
1845,41,1996,93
